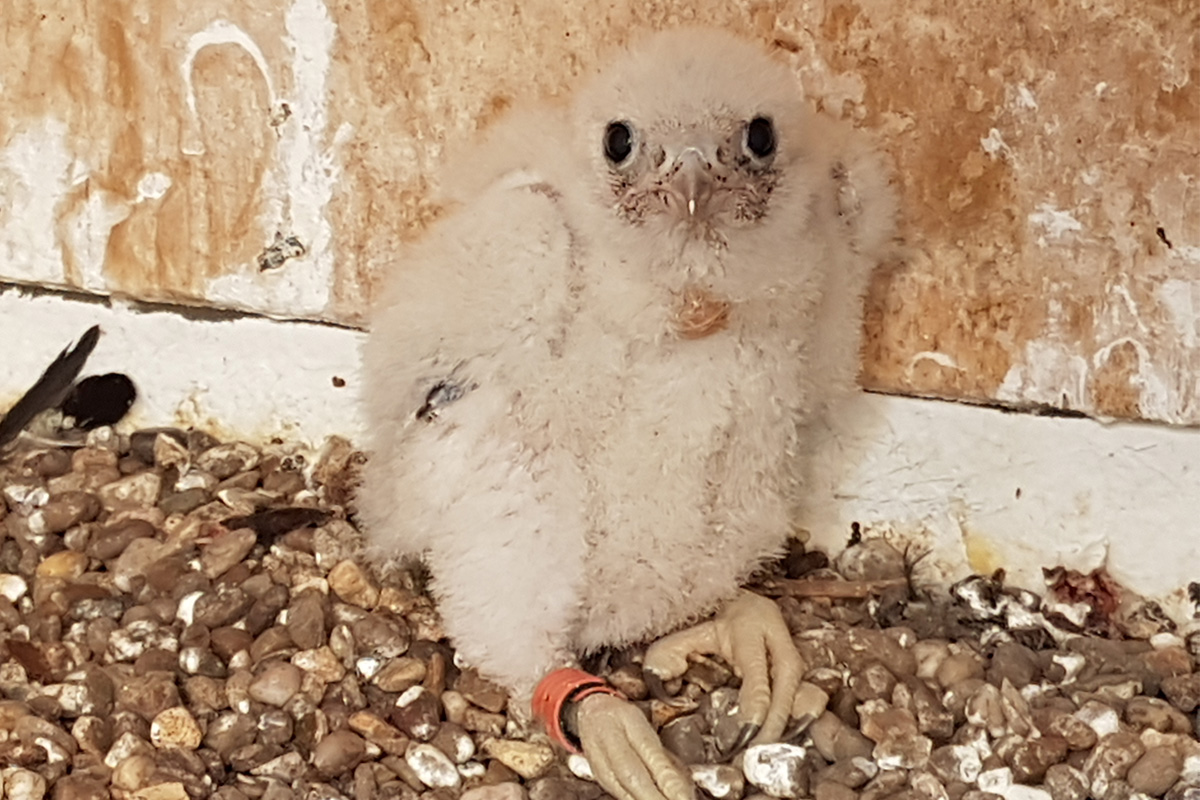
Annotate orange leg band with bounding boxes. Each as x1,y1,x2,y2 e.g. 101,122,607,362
531,667,625,753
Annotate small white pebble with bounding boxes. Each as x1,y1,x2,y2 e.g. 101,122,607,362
27,510,48,535
996,786,1053,800
457,761,487,779
691,764,744,799
0,574,29,603
397,685,427,707
4,768,48,800
1180,752,1200,784
1150,632,1184,649
357,656,382,679
406,742,461,789
977,766,1013,792
1052,652,1086,684
567,753,594,781
1075,701,1120,737
176,591,204,626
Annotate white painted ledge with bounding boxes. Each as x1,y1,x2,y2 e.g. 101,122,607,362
0,288,364,446
802,394,1200,618
3,288,1196,615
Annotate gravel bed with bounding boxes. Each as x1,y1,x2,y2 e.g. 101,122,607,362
2,426,1200,800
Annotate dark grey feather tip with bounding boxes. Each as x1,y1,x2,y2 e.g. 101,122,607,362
0,325,102,450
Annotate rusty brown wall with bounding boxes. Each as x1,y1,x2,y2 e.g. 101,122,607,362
1,1,1197,422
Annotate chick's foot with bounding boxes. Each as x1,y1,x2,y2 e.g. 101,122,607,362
643,590,828,752
574,692,695,800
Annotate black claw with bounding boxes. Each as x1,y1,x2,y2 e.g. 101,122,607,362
721,723,761,759
643,670,690,708
783,713,815,743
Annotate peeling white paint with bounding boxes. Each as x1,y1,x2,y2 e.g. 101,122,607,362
137,172,173,202
980,128,1011,159
1014,84,1038,110
1159,279,1200,348
996,338,1089,410
181,19,278,155
907,350,961,376
1028,203,1083,245
203,0,339,318
62,189,132,292
1080,166,1102,186
0,119,72,286
1174,246,1200,264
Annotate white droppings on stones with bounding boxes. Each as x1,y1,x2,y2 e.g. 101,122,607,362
406,742,461,789
691,764,745,799
743,742,808,798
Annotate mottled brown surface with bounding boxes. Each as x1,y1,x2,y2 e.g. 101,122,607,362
1,1,1197,421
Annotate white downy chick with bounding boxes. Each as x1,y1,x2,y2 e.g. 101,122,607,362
359,27,896,799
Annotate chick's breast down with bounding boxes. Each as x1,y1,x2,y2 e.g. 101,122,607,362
358,28,896,697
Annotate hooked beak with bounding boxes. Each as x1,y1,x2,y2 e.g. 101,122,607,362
670,147,713,219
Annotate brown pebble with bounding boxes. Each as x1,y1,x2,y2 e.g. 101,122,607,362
210,626,254,662
1083,731,1144,795
32,491,101,535
660,713,706,764
808,710,874,762
1005,735,1068,783
814,781,859,800
193,585,253,628
349,710,411,756
391,686,442,741
248,661,302,706
286,589,328,649
250,626,295,663
527,777,604,800
329,559,380,608
1142,644,1192,679
53,775,113,800
1125,695,1191,733
204,712,258,758
376,656,427,693
1044,763,1089,800
150,707,203,749
849,661,897,702
1161,672,1200,713
36,549,90,581
455,669,509,713
118,672,182,722
430,721,476,764
201,528,258,579
462,784,528,800
25,448,73,477
1126,745,1183,795
98,472,162,512
483,739,556,781
195,442,261,480
936,650,986,689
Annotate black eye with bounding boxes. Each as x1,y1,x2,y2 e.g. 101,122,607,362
603,121,634,165
745,116,776,159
